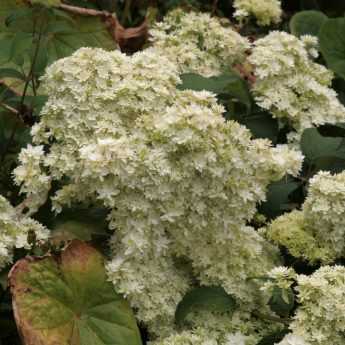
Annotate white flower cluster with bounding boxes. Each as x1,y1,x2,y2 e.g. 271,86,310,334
150,9,250,76
14,47,303,336
149,329,251,345
248,32,345,134
233,0,282,26
13,145,51,214
176,309,283,345
0,195,49,270
276,334,310,345
289,266,345,345
260,266,296,293
264,171,345,264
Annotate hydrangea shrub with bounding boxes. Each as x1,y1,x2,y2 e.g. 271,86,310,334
12,46,304,339
2,4,345,345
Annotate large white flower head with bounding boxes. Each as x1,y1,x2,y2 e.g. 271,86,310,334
233,0,282,26
290,266,345,345
248,32,345,134
150,9,250,76
264,171,345,264
0,195,49,270
14,47,303,335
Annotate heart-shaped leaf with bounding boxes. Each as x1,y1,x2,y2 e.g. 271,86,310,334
260,178,301,219
319,18,345,80
290,10,327,37
9,240,142,345
301,127,345,173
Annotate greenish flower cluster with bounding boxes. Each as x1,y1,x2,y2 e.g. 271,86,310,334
233,0,282,26
264,171,345,264
150,9,250,76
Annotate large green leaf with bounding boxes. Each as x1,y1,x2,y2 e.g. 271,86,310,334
44,12,116,65
50,207,109,243
230,110,279,143
175,286,237,326
268,286,294,318
178,72,252,111
9,240,142,345
319,18,345,80
290,10,327,37
301,127,345,172
0,1,115,69
260,178,301,219
257,330,289,345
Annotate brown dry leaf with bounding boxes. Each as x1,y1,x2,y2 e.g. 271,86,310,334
107,16,148,53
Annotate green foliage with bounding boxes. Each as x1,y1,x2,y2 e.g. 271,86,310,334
10,240,142,345
230,108,279,143
175,286,237,326
290,10,327,37
301,127,345,173
268,286,295,318
319,18,345,80
260,178,300,219
317,123,345,137
32,0,62,6
178,72,252,111
50,207,109,244
257,330,289,345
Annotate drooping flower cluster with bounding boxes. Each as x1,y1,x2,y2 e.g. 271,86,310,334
150,9,250,76
13,145,51,214
263,171,345,264
233,0,282,26
289,266,345,345
14,47,303,337
0,195,49,270
248,32,345,135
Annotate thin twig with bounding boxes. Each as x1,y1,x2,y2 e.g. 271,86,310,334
0,102,20,116
20,20,43,107
212,0,218,16
0,121,19,164
0,80,22,97
57,3,112,18
122,0,132,25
